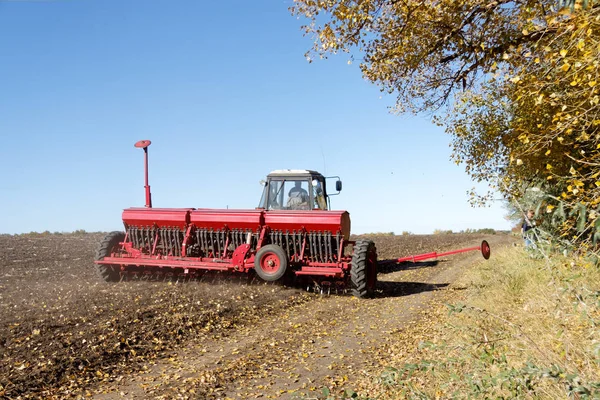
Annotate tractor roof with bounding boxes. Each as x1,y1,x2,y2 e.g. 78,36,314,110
267,169,323,178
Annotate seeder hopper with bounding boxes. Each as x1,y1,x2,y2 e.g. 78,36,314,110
94,140,491,298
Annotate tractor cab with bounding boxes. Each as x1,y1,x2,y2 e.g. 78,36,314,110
258,170,342,211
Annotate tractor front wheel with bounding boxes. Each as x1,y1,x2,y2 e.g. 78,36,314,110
255,244,288,282
95,231,125,282
351,240,377,298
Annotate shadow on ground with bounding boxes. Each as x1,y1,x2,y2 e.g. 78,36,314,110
377,260,441,274
375,280,449,298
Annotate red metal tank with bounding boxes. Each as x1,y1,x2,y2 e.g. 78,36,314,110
190,209,264,231
263,210,350,239
122,208,194,229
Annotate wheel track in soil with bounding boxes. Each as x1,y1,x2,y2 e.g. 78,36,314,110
93,235,514,399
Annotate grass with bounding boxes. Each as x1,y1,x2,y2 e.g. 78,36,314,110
343,246,600,399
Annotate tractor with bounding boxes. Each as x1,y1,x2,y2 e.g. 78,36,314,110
94,140,490,298
95,140,377,297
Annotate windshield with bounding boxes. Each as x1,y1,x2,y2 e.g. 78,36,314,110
259,177,328,210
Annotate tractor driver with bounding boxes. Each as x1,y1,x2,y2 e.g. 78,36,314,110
287,181,309,210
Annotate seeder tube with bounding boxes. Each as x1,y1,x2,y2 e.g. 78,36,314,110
134,140,153,208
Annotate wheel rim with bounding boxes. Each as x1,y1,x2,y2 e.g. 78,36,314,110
260,253,281,274
481,240,491,260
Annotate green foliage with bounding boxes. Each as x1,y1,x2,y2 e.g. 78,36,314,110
441,7,600,253
379,357,599,399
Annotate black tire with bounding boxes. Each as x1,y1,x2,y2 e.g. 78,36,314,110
95,231,125,282
351,240,377,298
254,244,288,282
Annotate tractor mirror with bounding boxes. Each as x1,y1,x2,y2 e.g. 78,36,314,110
259,180,266,186
336,180,342,192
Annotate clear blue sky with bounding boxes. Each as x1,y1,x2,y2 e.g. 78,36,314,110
0,0,512,235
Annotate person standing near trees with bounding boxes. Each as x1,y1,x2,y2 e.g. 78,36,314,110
521,209,535,247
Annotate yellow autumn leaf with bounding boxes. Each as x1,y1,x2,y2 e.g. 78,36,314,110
546,164,553,170
535,94,545,105
560,49,568,57
570,166,577,175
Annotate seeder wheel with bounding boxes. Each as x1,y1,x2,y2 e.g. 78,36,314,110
254,244,288,282
95,231,125,282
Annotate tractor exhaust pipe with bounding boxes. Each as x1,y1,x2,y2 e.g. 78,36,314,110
134,140,152,208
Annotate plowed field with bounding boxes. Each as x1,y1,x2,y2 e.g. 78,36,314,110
0,232,514,399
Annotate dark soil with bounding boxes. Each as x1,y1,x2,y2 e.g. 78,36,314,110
0,232,503,399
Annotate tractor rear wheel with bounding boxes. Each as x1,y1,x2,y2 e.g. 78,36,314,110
255,244,288,282
95,231,125,282
351,240,377,298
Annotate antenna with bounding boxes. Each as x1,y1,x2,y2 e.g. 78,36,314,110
134,140,152,208
320,145,327,175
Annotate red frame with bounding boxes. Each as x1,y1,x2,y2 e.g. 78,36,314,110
96,207,355,278
390,240,491,263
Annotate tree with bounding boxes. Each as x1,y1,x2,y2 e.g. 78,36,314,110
291,0,600,251
448,5,600,247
